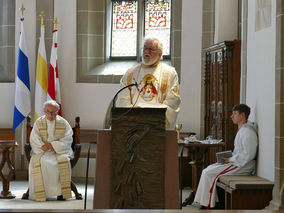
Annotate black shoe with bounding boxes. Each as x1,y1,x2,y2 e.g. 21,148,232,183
199,205,207,209
57,195,65,201
214,202,224,209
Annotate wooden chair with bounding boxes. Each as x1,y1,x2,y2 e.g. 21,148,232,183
22,116,82,200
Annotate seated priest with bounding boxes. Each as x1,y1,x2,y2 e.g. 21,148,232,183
116,37,181,129
194,104,258,209
28,100,73,201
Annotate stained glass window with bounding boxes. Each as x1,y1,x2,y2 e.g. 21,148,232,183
111,0,171,58
145,0,171,56
111,1,138,57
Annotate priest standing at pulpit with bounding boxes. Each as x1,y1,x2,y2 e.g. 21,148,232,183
117,37,181,129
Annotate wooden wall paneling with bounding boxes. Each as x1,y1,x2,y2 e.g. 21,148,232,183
204,52,210,138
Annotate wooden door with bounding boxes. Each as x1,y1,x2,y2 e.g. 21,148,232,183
204,40,241,165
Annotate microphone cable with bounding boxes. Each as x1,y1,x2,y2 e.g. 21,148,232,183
111,88,141,122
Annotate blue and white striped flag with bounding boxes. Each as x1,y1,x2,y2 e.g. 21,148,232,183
13,17,31,131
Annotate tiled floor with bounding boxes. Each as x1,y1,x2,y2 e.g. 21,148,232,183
0,181,199,210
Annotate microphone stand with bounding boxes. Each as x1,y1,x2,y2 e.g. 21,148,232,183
84,83,138,209
112,82,138,109
84,142,91,209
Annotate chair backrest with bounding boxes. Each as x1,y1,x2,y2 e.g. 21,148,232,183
25,116,81,167
72,117,80,150
26,116,32,145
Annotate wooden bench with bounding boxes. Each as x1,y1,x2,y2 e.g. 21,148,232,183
216,175,274,209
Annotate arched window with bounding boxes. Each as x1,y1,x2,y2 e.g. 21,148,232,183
110,0,171,59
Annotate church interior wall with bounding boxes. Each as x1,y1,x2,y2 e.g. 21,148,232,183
214,0,239,43
179,0,202,137
54,0,120,130
0,83,16,127
246,0,275,181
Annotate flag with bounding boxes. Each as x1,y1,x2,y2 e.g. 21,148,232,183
13,17,31,131
34,22,48,121
47,25,62,115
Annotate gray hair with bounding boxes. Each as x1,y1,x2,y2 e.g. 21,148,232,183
143,37,163,54
43,100,60,111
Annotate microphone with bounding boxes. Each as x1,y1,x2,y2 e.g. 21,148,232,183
112,79,139,109
133,77,139,92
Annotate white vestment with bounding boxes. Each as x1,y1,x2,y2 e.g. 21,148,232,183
194,121,258,208
117,62,181,129
28,115,74,200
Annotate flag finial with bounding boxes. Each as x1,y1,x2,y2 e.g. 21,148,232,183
55,17,58,29
40,11,45,25
20,4,25,17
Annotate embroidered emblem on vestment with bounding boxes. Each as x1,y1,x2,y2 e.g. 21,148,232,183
140,74,158,101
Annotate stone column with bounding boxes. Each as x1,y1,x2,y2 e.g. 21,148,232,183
240,0,248,104
171,0,182,81
266,0,284,210
200,0,215,139
0,0,15,81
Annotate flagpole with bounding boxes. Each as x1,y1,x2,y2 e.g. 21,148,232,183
20,4,25,17
18,4,29,158
54,17,62,115
20,4,25,157
40,11,45,25
55,17,58,29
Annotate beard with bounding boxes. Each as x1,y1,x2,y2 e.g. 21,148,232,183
142,54,156,66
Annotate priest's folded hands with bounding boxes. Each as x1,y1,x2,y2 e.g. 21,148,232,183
41,142,53,151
